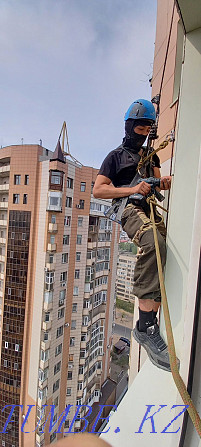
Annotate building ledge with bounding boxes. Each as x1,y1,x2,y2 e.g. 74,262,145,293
101,360,184,447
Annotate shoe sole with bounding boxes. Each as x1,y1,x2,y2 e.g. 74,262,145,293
133,329,171,373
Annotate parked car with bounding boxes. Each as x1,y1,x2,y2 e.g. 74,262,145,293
119,337,130,347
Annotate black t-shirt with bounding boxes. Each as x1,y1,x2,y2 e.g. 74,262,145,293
98,145,161,187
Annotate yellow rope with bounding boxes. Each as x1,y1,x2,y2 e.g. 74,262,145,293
137,139,170,172
149,199,201,437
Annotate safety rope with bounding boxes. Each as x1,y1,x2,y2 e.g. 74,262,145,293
137,139,170,173
149,198,201,437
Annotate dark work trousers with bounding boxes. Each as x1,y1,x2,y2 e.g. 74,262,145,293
121,204,167,301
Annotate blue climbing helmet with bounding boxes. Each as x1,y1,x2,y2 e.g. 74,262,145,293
124,99,156,124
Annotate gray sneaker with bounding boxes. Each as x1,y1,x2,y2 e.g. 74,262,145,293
133,321,179,372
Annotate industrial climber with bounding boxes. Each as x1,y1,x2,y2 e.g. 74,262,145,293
93,99,172,372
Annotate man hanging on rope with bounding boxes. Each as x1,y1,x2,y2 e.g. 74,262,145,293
93,99,172,372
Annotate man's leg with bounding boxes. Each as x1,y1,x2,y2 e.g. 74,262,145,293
121,205,172,371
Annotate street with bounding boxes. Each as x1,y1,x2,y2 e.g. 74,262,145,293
113,323,132,340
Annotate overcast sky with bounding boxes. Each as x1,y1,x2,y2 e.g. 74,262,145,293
0,0,157,168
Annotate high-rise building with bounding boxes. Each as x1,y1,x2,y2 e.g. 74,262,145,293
0,141,119,446
116,252,136,302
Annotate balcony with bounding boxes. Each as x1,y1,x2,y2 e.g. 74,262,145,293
77,389,83,398
87,242,97,249
0,291,3,298
0,219,7,227
83,307,92,316
0,273,4,280
92,312,105,324
88,225,98,233
43,301,53,311
38,378,48,389
0,165,10,174
42,321,51,331
41,340,50,350
78,374,84,381
47,191,62,212
45,262,56,271
81,326,88,333
39,359,49,370
48,223,58,232
79,358,85,365
0,255,5,262
0,202,8,209
47,243,57,252
0,184,9,192
0,237,6,244
80,341,87,349
36,433,45,443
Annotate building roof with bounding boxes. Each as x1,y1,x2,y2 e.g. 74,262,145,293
50,140,65,164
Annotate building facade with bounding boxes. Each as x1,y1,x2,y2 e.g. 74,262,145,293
0,143,119,446
116,252,136,302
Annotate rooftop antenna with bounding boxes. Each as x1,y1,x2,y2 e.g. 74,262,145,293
58,121,82,167
39,139,42,146
21,138,24,145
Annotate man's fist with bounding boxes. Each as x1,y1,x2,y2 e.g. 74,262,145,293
160,176,172,190
132,181,151,196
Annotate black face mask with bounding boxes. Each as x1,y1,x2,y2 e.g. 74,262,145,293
123,118,150,153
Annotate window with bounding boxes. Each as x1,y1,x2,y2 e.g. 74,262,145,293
79,199,85,209
77,382,83,391
38,367,48,381
54,396,59,407
63,235,70,245
49,254,54,264
91,181,95,193
56,326,63,338
71,320,76,330
66,197,72,208
62,253,68,263
80,182,86,192
67,177,73,189
11,232,15,239
25,175,29,185
14,175,21,185
50,431,56,443
51,171,62,185
79,366,84,375
74,269,80,279
67,371,72,380
15,344,19,352
4,360,8,367
70,337,75,347
59,290,66,306
58,308,65,319
73,286,79,296
54,361,61,375
22,233,26,240
66,387,71,396
69,353,74,362
78,217,83,227
45,312,50,322
41,350,49,362
13,194,19,204
8,288,11,295
72,303,77,313
44,332,49,342
45,272,55,284
60,271,67,283
76,235,82,245
55,344,62,356
82,316,88,326
64,216,71,226
23,194,28,204
51,215,56,224
76,252,81,262
53,379,60,393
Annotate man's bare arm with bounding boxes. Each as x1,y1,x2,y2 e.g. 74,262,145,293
93,174,151,199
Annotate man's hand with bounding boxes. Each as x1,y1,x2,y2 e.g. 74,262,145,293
131,181,151,196
160,176,172,190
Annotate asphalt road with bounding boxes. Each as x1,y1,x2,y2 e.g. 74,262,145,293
113,323,132,340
